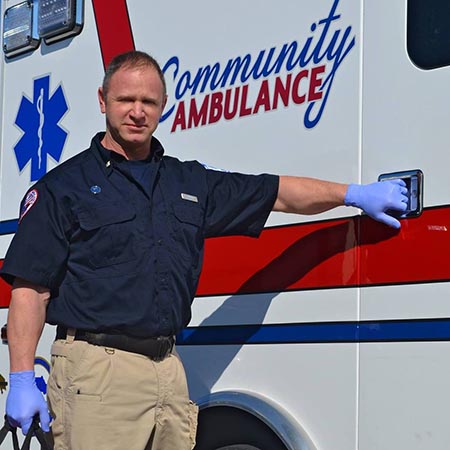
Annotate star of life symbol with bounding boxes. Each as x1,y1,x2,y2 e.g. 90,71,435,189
14,74,68,182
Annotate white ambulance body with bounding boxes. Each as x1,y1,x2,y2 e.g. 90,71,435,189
1,0,450,449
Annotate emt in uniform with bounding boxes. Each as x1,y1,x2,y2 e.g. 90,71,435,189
1,50,408,450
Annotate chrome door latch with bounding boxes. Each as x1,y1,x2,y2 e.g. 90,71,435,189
378,169,423,218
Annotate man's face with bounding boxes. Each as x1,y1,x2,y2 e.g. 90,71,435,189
98,65,167,157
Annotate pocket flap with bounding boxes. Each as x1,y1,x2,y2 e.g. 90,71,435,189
78,202,136,231
173,203,203,226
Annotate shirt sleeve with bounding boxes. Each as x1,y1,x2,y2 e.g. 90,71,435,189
1,182,71,289
204,169,279,238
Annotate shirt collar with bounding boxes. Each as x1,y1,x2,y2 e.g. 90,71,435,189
91,132,165,175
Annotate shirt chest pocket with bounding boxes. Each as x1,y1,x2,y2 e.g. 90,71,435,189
77,202,137,268
170,202,204,258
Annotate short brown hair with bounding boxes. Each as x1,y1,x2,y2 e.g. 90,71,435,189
102,50,167,97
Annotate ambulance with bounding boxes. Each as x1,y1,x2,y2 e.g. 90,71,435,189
1,0,450,449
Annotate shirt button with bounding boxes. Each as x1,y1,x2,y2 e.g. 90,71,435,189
157,239,163,245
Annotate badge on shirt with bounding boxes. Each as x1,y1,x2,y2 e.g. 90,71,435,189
19,189,38,223
181,193,198,203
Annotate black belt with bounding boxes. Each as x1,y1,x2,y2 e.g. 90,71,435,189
56,327,174,361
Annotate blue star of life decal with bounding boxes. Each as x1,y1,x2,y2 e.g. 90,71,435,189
14,74,68,182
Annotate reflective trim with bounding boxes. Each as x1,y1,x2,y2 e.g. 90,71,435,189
196,390,317,450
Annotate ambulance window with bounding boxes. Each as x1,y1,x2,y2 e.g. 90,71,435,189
407,0,450,69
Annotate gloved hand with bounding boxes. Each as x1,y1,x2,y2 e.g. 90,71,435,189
344,179,408,229
6,370,51,435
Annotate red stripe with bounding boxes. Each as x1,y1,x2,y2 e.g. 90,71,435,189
0,260,11,308
92,0,135,70
2,207,449,308
360,207,450,285
197,206,450,295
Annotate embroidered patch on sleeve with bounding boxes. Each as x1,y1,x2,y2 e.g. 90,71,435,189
19,189,38,223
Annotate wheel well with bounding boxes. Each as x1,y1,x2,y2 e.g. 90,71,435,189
194,405,288,450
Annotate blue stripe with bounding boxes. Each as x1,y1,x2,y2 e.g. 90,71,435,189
0,219,18,235
34,357,50,373
1,214,448,344
359,319,450,342
176,319,450,345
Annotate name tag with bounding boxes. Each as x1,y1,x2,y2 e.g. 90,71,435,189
181,193,198,203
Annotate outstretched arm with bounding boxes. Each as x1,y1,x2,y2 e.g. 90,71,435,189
273,176,348,215
273,176,408,229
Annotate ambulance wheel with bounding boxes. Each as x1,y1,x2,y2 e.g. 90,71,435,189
194,406,288,450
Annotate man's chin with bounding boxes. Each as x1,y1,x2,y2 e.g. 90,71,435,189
121,132,150,147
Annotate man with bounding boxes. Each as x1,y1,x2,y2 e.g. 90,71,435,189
1,50,408,450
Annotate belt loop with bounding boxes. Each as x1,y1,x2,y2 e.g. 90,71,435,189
66,328,76,343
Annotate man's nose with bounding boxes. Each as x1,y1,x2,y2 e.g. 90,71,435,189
130,102,145,119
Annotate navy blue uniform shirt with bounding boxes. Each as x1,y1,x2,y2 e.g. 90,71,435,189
1,133,279,337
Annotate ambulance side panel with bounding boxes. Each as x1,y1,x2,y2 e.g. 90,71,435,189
359,1,450,449
0,1,449,450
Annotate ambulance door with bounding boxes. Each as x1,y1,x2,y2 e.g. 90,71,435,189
359,1,450,449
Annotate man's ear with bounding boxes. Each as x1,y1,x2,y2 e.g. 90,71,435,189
161,94,168,113
98,87,106,114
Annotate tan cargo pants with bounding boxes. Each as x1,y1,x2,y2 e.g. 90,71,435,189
47,333,198,450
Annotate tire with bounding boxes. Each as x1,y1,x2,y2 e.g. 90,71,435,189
194,406,288,450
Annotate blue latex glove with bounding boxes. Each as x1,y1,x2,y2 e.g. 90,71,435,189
345,179,408,229
6,370,51,435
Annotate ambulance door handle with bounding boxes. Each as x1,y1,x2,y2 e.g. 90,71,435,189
378,169,423,218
